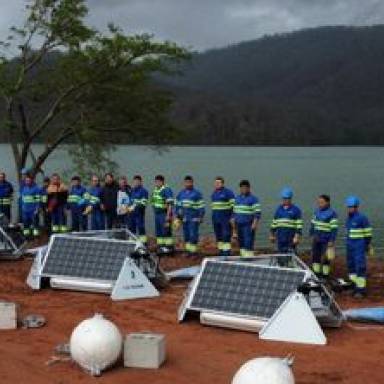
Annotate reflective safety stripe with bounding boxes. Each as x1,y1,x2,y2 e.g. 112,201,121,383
221,242,231,251
0,198,11,205
322,265,330,276
156,237,174,246
178,199,205,209
41,195,47,204
311,219,332,232
349,274,357,283
355,276,367,289
211,200,234,210
163,237,174,246
89,196,100,204
240,249,254,257
185,242,198,253
156,237,165,245
312,263,321,274
234,204,261,215
60,226,68,233
133,198,148,207
23,228,31,235
152,186,173,209
33,228,40,236
271,218,302,229
67,195,82,203
139,235,147,243
348,228,372,239
22,195,40,204
330,218,339,229
52,225,60,233
217,241,223,250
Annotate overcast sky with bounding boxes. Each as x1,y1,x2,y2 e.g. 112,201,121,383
1,0,384,51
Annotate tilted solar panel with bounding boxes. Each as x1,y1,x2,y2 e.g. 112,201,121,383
42,236,136,281
188,260,306,320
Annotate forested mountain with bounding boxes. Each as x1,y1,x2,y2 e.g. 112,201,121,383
2,25,384,145
166,25,384,145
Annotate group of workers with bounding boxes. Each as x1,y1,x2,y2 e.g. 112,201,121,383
0,170,372,298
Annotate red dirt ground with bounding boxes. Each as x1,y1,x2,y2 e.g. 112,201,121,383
0,244,384,384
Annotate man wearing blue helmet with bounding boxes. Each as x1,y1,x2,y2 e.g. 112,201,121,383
270,187,303,257
345,196,372,298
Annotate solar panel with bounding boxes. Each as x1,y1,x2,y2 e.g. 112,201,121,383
42,236,136,281
0,217,26,258
181,260,307,321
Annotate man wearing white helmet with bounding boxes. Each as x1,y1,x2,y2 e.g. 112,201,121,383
345,196,372,298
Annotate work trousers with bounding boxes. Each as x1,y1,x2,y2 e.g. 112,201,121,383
213,219,231,257
183,219,200,255
237,222,255,257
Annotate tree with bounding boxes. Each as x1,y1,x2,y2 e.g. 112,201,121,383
0,0,189,181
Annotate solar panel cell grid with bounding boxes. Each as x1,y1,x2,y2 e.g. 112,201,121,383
190,261,306,319
42,237,134,281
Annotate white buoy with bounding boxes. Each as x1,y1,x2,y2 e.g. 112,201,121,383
70,313,123,376
232,357,295,384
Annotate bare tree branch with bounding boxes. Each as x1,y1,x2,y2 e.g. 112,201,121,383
33,126,74,174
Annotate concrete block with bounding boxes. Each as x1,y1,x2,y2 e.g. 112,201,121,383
124,333,166,369
0,302,17,330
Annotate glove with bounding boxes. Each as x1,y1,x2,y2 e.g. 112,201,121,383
269,234,276,243
173,218,182,231
326,244,336,261
293,234,300,245
83,205,93,215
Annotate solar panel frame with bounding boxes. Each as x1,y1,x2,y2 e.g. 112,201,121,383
41,235,138,282
180,259,309,322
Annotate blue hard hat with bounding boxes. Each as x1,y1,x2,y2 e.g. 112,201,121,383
345,196,360,207
280,187,293,199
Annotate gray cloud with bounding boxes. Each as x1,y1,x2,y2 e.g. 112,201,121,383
2,0,384,51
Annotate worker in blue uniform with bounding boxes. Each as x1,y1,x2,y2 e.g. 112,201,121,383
130,175,149,244
309,194,338,278
151,175,174,253
0,172,14,221
175,176,205,257
345,196,372,298
211,177,235,258
18,168,29,223
67,176,88,232
270,187,303,255
20,174,41,238
232,180,261,257
84,175,105,230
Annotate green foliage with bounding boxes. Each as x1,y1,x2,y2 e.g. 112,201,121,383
0,0,189,180
165,25,384,145
63,144,119,181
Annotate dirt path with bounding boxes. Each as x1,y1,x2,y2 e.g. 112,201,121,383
0,254,383,383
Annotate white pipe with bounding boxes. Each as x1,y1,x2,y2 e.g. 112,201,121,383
200,312,266,333
50,277,113,294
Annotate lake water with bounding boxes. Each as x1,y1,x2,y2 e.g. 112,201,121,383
1,145,383,253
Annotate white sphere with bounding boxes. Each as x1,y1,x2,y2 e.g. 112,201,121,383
232,357,295,384
70,314,122,375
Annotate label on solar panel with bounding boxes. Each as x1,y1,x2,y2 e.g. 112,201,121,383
180,260,307,321
42,236,136,281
